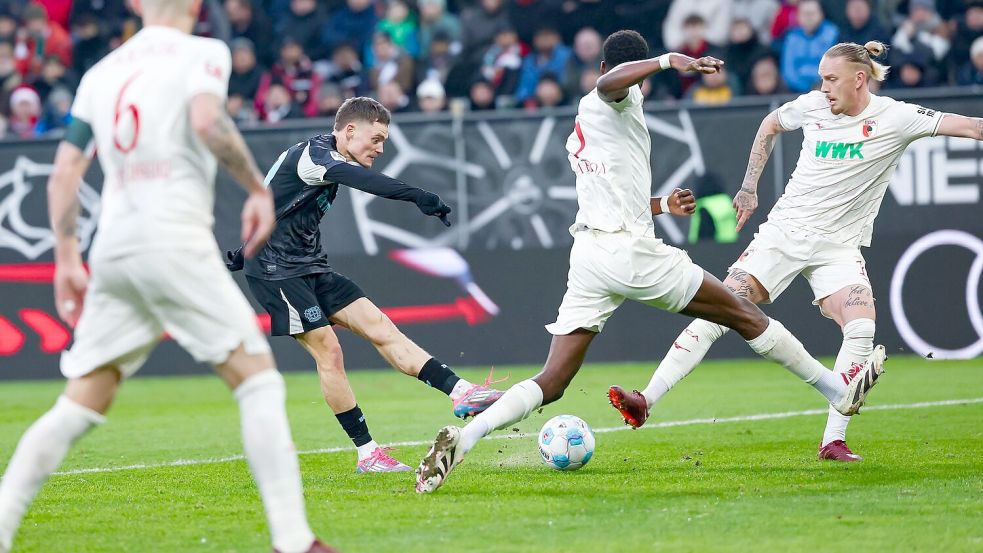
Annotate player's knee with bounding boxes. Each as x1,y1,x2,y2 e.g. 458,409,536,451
729,299,768,337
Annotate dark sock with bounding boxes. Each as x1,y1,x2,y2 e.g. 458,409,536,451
335,405,372,447
417,358,461,396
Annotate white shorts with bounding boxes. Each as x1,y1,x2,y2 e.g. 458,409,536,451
61,250,271,379
730,221,872,314
546,230,705,335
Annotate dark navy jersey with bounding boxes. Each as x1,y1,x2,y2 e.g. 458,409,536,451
244,133,434,280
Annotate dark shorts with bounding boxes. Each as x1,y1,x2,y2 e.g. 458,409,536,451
246,272,365,336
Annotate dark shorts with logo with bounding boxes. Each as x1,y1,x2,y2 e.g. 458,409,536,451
246,272,365,336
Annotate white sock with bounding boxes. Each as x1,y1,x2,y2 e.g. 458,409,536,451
235,370,315,553
643,319,729,407
449,379,474,402
746,319,846,403
0,396,104,551
822,319,875,446
459,379,543,454
357,440,380,461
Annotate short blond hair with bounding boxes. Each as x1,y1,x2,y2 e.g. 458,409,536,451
826,40,890,82
140,0,196,18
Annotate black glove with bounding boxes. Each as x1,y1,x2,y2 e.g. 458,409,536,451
225,246,244,272
415,191,452,227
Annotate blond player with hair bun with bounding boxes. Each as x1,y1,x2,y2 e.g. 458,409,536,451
612,39,983,462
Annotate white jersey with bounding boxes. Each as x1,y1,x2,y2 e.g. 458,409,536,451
565,85,655,237
770,91,944,247
70,26,232,261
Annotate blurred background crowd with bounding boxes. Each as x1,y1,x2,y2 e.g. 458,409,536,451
0,0,981,139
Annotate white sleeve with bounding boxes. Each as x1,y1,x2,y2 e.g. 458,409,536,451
69,71,95,124
895,101,945,141
186,39,231,101
603,85,643,113
775,93,813,131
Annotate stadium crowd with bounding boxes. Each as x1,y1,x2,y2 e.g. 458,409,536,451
0,0,981,138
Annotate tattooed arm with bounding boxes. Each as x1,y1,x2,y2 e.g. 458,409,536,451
734,109,787,232
190,93,274,257
935,113,983,141
46,141,93,326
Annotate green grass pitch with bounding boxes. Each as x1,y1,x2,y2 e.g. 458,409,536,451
1,355,981,552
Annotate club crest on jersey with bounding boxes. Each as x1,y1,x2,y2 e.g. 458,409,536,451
304,306,323,322
862,119,877,138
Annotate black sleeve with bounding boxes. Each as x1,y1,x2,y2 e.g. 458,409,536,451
322,162,426,204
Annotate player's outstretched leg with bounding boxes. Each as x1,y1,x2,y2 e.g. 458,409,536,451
416,330,596,493
610,270,766,428
218,346,330,553
331,298,504,419
295,327,411,472
0,367,117,552
679,272,885,415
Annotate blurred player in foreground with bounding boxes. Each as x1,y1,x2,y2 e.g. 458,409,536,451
0,1,335,551
226,97,503,473
416,30,886,493
612,40,983,462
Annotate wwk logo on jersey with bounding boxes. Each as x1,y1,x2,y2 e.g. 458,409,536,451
815,141,865,160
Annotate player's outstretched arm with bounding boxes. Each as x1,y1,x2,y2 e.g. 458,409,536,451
324,163,452,226
651,188,696,216
734,110,786,232
935,113,983,141
190,93,274,257
46,131,93,327
596,53,723,102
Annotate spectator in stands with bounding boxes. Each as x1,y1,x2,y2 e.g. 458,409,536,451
256,37,320,118
726,18,770,90
469,79,496,110
419,0,460,58
480,26,523,97
69,0,128,42
229,38,263,101
36,0,70,33
956,35,983,85
888,50,936,87
950,0,983,75
322,0,377,59
578,68,601,97
30,55,74,104
564,27,602,98
459,0,510,56
0,40,20,115
891,0,950,64
377,0,420,58
418,31,457,85
531,74,565,109
746,54,789,95
262,80,303,123
733,0,780,44
687,66,736,105
378,80,411,113
16,3,73,78
0,9,15,43
367,31,415,96
840,0,891,46
663,0,732,49
321,43,366,98
771,0,800,42
515,27,571,103
8,86,41,138
510,0,564,45
781,0,839,92
277,0,328,61
676,15,721,96
69,13,110,75
227,93,259,125
225,0,274,66
316,82,345,116
416,78,446,113
36,84,71,134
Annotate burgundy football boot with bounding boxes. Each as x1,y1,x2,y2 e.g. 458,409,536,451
275,539,341,553
818,440,863,462
608,385,650,429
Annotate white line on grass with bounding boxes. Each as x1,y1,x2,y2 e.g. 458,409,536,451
53,397,983,476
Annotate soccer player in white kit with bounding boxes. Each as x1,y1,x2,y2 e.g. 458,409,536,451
609,40,983,462
415,31,887,494
0,1,336,552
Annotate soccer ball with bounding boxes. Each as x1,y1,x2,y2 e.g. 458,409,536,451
537,415,595,471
